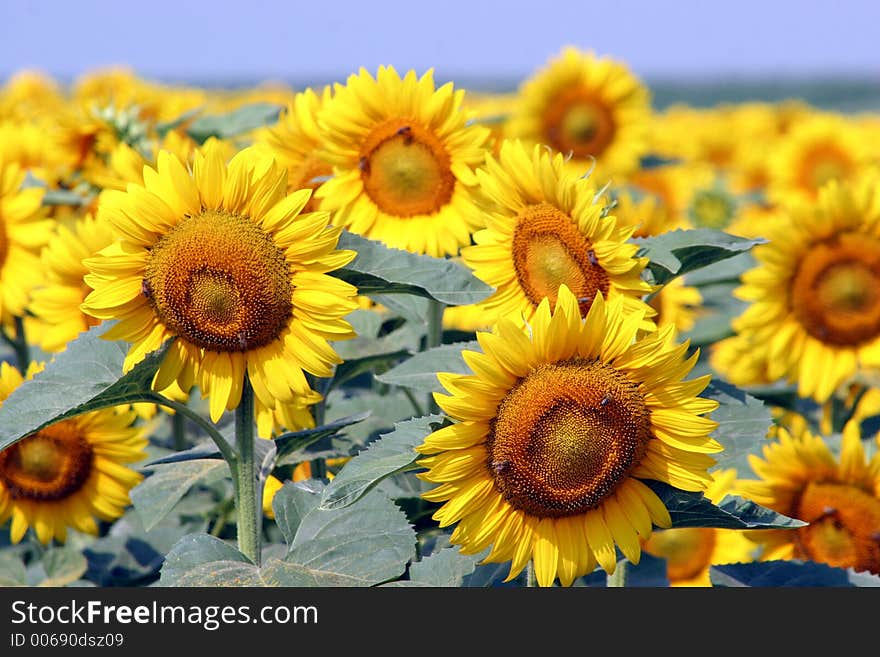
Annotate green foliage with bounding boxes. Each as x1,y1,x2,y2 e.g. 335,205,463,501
404,546,484,587
632,228,765,286
0,323,171,452
0,552,27,586
273,412,371,466
31,546,89,587
186,103,282,142
160,483,416,586
705,379,774,478
319,414,444,510
130,460,230,532
710,560,880,587
644,480,805,529
332,231,494,306
374,341,480,394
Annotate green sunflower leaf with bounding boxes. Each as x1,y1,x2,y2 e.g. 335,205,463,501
88,507,208,586
159,534,256,585
644,480,805,529
186,102,283,142
632,228,766,286
0,323,171,452
710,560,880,587
0,552,27,586
130,459,230,532
679,279,747,346
402,546,484,587
370,294,431,324
286,485,416,585
164,485,417,586
273,412,372,466
329,349,412,392
319,414,444,510
332,231,494,306
271,480,324,545
374,340,480,394
324,388,422,445
33,546,89,587
334,320,424,362
704,378,774,478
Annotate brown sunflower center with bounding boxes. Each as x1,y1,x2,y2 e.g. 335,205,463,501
643,527,717,583
144,209,293,352
800,145,853,192
790,232,880,346
791,481,880,575
543,88,615,159
359,118,455,217
0,421,93,501
487,359,651,518
512,202,608,315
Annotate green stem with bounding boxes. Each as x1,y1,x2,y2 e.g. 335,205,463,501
525,562,537,587
232,376,261,565
606,561,628,588
171,411,187,451
1,317,31,371
426,299,446,415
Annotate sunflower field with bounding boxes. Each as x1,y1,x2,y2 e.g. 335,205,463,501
0,46,879,590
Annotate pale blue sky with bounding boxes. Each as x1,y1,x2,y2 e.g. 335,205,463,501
2,0,879,86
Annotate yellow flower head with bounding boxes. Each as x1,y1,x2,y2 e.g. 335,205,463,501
462,139,655,329
732,171,880,402
767,113,872,206
0,158,55,324
256,86,333,213
315,66,491,257
0,362,147,544
29,213,113,352
417,285,720,586
81,141,359,423
738,422,880,575
505,47,651,180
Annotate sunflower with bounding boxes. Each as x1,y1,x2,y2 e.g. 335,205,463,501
505,47,651,180
738,422,880,575
256,87,333,213
0,362,147,544
461,139,654,327
0,70,65,122
641,468,758,586
0,158,56,324
416,285,720,586
29,213,114,352
80,141,359,423
315,66,491,257
766,114,871,206
732,173,880,402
